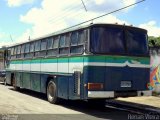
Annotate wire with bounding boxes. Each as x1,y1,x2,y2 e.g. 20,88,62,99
81,0,87,12
49,0,92,22
62,0,146,31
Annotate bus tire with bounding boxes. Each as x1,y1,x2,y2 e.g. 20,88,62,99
47,80,59,104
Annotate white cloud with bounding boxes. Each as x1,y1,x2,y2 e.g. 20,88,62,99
2,0,159,48
83,0,137,13
0,41,11,48
16,29,32,43
7,0,35,7
139,21,160,37
19,0,135,41
0,32,13,47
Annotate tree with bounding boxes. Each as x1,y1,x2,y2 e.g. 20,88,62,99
148,36,160,47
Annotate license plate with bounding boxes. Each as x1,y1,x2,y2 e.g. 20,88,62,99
121,81,132,87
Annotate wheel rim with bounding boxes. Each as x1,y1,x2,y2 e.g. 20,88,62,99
48,83,55,100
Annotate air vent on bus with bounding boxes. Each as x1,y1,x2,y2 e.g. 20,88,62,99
74,71,81,96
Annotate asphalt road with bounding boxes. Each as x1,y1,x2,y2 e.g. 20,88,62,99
0,83,136,120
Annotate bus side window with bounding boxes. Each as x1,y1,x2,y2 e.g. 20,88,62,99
40,39,47,57
30,42,35,58
35,40,41,57
16,45,21,58
47,37,53,50
21,44,25,58
11,47,17,59
24,43,31,58
7,48,11,60
46,37,59,57
11,47,15,59
70,30,84,55
59,33,70,56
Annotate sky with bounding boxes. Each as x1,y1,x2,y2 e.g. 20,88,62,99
0,0,160,47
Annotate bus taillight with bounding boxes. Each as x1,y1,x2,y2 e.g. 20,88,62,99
88,83,103,90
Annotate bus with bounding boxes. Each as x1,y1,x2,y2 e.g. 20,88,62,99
5,23,151,104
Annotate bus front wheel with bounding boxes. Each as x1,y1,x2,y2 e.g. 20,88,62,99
47,80,59,104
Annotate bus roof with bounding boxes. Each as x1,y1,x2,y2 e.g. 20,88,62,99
7,23,147,48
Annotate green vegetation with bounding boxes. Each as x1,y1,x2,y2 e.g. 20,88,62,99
152,91,160,96
148,36,160,47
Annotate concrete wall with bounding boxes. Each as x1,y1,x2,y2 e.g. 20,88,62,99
150,47,160,93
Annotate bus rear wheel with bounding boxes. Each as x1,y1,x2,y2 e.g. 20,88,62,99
47,80,59,104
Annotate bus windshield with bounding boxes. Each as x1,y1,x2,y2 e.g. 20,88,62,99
90,26,148,56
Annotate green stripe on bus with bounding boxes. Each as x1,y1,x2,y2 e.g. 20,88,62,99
6,70,73,76
10,55,150,64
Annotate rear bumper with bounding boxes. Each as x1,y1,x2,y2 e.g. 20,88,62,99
88,90,152,98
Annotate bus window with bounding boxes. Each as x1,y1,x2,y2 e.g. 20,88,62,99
7,48,11,60
47,37,58,57
21,44,25,58
47,49,58,56
70,31,84,55
29,42,35,58
11,47,14,55
35,40,41,57
78,31,85,45
14,47,17,55
35,40,41,51
59,34,70,55
126,29,148,56
53,36,59,49
71,32,78,46
11,47,16,59
40,39,47,57
21,44,25,54
16,45,21,58
59,47,69,55
47,38,53,49
24,43,31,58
65,33,70,47
70,45,84,54
25,43,30,53
59,35,65,47
41,40,47,50
17,45,21,54
13,46,17,55
30,42,35,52
90,26,125,54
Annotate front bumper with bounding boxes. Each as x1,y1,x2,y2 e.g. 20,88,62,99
88,90,152,98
